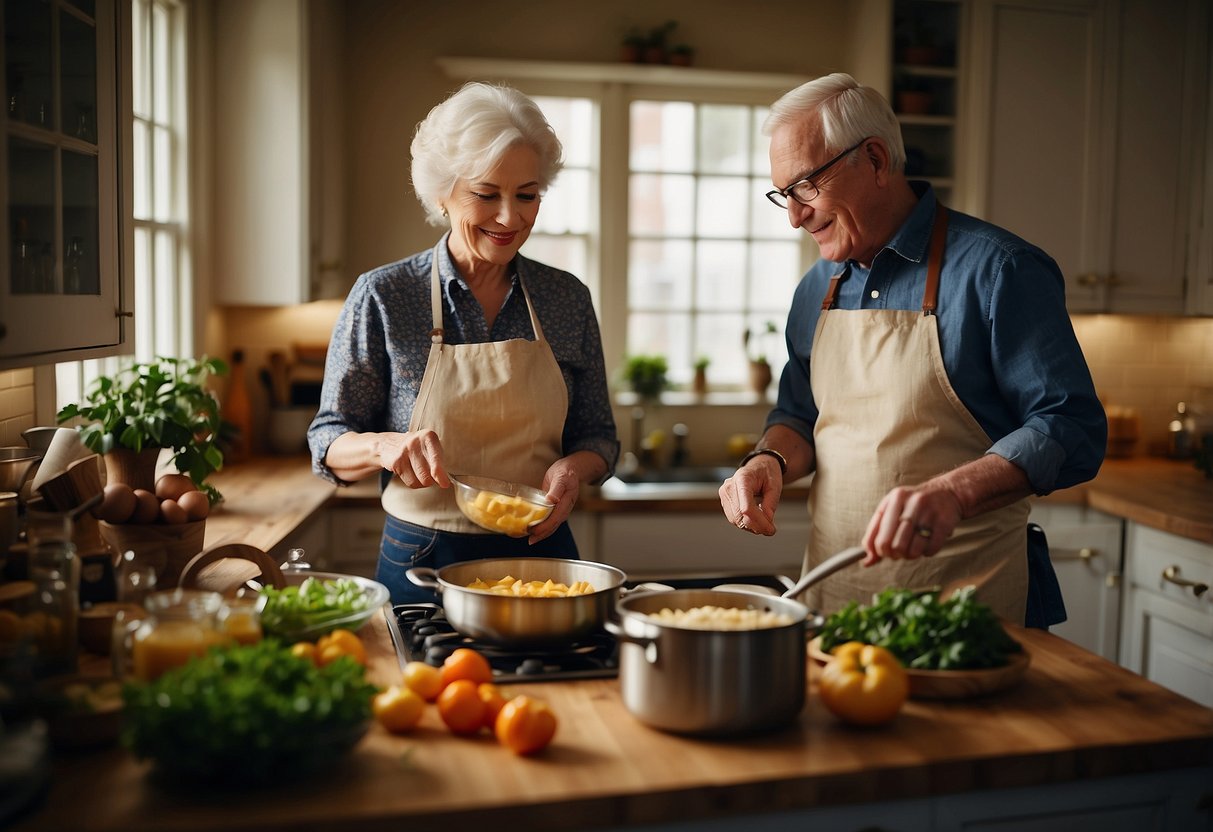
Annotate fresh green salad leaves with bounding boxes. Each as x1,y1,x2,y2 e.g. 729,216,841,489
817,586,1023,670
259,576,372,639
123,639,377,784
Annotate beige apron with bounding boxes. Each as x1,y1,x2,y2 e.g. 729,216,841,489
381,242,568,533
803,205,1029,623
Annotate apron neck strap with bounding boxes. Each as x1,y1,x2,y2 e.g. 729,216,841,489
922,202,948,316
429,241,546,344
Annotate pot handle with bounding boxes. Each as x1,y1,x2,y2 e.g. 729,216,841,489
405,567,442,592
603,619,660,665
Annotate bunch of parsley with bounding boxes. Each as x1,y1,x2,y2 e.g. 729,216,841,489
122,640,377,784
817,586,1023,670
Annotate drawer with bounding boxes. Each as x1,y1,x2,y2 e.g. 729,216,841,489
328,507,385,576
1125,523,1213,613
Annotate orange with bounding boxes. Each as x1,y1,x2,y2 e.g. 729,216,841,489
289,641,317,664
495,695,557,755
316,628,367,666
477,682,508,729
440,647,492,688
373,685,425,734
436,678,487,735
402,661,444,701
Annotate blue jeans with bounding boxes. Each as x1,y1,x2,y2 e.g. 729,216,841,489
375,514,581,605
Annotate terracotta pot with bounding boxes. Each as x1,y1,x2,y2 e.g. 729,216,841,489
692,368,708,396
897,91,933,115
103,448,163,492
748,361,773,395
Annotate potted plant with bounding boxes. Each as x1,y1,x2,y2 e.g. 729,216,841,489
691,356,710,396
57,356,228,502
744,322,779,396
621,354,670,401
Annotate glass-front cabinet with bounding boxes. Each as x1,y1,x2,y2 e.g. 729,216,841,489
1,0,130,368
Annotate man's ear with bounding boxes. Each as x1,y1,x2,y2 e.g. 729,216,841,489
865,138,893,186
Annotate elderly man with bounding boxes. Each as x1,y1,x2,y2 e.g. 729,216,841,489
719,73,1106,627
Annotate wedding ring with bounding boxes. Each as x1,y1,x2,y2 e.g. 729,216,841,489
737,520,748,531
915,526,932,539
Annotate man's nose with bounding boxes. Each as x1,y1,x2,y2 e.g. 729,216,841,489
787,200,813,230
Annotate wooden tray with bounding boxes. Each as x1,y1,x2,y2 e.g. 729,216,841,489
808,636,1030,700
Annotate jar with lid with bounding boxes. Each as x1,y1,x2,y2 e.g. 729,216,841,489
25,507,80,677
117,589,224,682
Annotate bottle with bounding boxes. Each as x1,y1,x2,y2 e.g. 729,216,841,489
25,507,80,677
223,349,253,463
1168,402,1194,459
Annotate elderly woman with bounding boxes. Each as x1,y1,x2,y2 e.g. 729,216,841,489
308,82,619,604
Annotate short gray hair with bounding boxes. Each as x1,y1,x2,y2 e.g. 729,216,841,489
411,82,564,227
763,73,906,172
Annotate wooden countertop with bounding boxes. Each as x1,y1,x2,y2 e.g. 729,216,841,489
14,613,1213,832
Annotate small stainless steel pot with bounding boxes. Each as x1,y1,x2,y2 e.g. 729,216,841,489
604,547,865,736
406,557,627,646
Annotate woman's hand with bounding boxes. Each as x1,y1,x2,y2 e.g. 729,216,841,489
526,452,604,543
374,429,451,489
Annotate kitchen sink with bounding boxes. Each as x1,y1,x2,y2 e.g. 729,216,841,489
611,465,737,486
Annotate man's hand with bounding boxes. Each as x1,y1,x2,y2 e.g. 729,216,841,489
719,455,783,536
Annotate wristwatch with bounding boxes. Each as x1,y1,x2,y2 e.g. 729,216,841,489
738,447,787,476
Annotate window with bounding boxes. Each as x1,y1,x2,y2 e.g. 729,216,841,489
472,60,816,396
56,0,191,407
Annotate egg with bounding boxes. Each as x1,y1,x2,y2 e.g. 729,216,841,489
130,489,160,524
155,473,195,502
177,489,210,521
96,482,137,523
159,498,188,525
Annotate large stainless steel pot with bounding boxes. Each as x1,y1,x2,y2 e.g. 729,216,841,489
604,547,864,736
406,557,627,646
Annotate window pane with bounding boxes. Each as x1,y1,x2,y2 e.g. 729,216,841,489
4,0,52,129
522,234,587,281
133,226,152,360
629,173,693,236
534,96,593,168
61,11,98,141
750,177,800,240
695,240,746,311
63,151,100,295
694,313,747,381
535,168,589,234
630,101,693,173
628,312,690,378
153,230,177,357
695,176,748,238
750,107,771,174
133,120,150,218
132,0,148,118
8,139,54,293
152,1,170,120
749,242,802,309
698,105,749,174
153,123,172,221
629,239,691,309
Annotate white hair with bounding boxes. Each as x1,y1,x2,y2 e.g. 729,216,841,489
763,72,906,172
410,82,564,227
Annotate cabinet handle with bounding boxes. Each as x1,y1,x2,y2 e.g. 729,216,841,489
1162,565,1208,598
1105,573,1120,589
115,309,134,318
1075,273,1100,287
1052,547,1098,561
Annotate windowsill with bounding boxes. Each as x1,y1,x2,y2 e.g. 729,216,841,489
614,390,773,408
437,56,807,91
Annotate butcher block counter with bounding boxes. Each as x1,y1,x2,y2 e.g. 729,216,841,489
12,613,1213,832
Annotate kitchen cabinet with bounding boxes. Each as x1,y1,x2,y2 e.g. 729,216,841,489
1029,502,1123,662
212,0,346,306
325,504,383,577
0,0,132,369
963,0,1209,314
1119,522,1213,707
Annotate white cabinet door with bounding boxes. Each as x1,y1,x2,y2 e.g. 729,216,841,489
1029,503,1123,661
965,0,1208,314
327,506,385,578
213,0,346,306
1119,523,1213,707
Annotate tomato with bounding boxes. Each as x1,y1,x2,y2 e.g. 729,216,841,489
437,678,487,734
477,682,508,729
440,647,492,689
315,628,367,667
289,641,317,664
373,685,425,734
817,641,909,726
402,661,444,701
495,695,557,755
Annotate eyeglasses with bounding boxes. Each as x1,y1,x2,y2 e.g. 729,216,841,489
765,137,870,208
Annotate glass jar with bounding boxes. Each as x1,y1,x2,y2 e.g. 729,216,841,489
25,508,80,677
120,589,224,682
217,596,263,645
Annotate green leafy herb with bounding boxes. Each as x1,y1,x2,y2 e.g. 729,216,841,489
259,576,373,638
122,640,377,784
817,586,1022,670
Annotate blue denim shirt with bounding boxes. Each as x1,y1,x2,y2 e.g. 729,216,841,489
309,235,620,485
766,184,1107,495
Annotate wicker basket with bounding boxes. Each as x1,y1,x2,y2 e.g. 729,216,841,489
98,519,206,589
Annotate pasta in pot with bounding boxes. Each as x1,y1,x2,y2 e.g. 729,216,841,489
647,605,794,630
466,575,596,598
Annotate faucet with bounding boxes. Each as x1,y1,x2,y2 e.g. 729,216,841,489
671,423,689,468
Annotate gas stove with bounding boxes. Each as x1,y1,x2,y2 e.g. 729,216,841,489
384,602,618,684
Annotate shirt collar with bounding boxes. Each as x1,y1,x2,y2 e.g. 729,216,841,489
434,231,522,292
883,181,939,265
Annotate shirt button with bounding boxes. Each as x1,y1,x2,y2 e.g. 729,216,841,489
870,290,880,299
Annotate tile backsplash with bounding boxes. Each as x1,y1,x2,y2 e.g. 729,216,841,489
2,313,1211,459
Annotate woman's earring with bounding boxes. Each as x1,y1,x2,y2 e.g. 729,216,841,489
440,206,448,219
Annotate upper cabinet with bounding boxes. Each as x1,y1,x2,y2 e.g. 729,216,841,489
0,0,133,370
212,0,345,306
891,0,962,208
963,0,1209,315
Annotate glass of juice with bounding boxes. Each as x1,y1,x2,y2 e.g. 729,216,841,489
124,589,224,682
218,596,263,645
